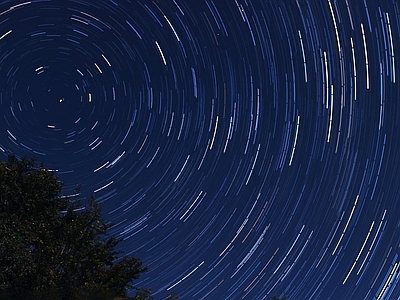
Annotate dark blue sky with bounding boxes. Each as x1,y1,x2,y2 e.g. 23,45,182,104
1,0,400,299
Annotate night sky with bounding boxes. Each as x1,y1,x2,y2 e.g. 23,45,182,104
1,0,400,299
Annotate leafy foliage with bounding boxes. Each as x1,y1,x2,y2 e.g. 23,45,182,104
0,155,148,299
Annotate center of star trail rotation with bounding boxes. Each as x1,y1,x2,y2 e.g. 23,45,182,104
0,0,399,299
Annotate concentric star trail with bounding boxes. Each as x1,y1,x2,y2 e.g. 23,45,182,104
0,1,399,299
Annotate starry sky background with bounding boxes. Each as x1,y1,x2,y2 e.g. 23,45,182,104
0,0,400,299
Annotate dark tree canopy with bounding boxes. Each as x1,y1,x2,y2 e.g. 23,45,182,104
0,155,151,299
271,296,288,300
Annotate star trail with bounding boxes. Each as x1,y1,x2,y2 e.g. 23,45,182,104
0,0,399,299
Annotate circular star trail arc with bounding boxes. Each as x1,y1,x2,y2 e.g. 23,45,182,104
0,0,400,299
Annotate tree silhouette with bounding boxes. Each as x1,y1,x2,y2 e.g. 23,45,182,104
271,296,288,300
0,155,154,299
